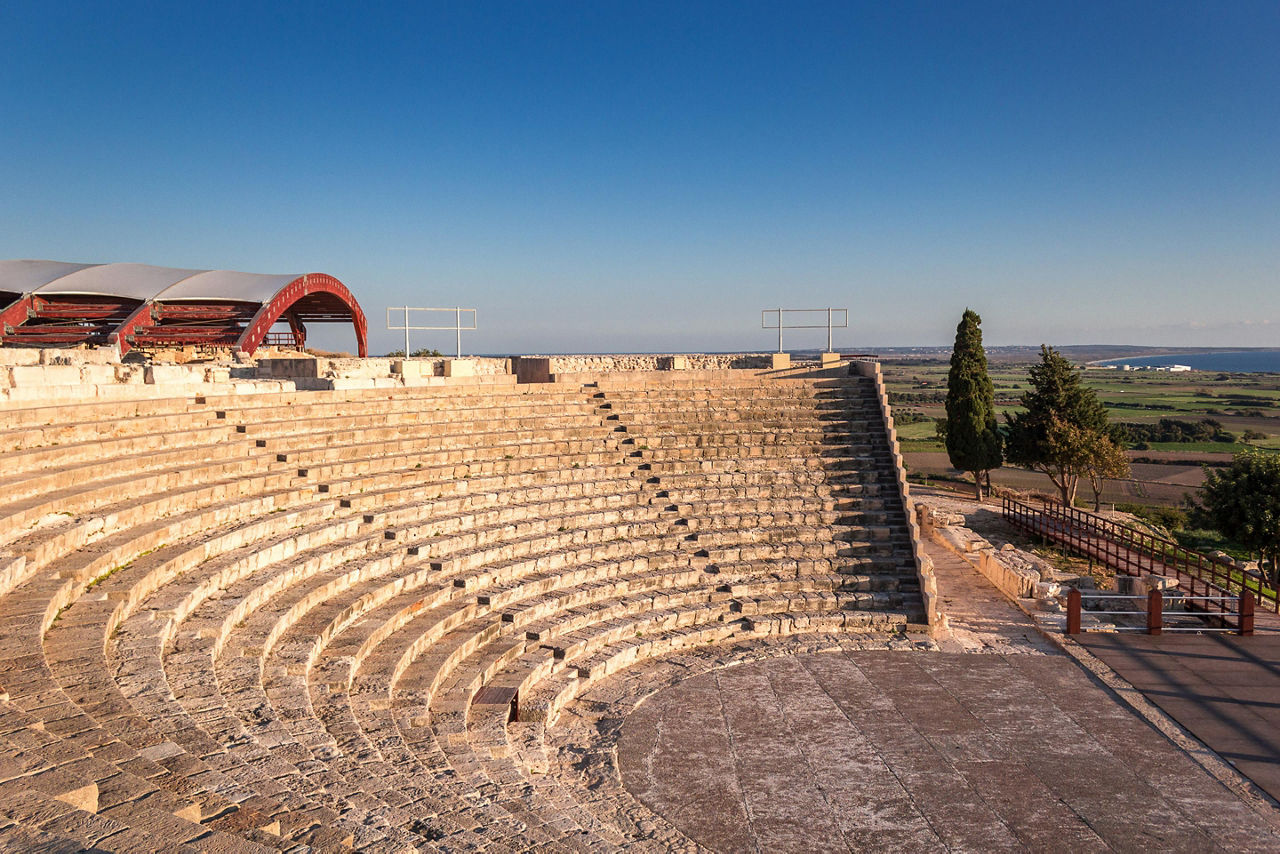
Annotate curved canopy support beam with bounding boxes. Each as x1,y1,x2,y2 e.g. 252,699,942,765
237,273,367,357
106,301,156,356
0,294,36,333
284,311,306,348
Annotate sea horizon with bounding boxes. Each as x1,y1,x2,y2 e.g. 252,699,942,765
1094,349,1280,373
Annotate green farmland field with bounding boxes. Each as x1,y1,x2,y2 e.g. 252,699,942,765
882,357,1280,509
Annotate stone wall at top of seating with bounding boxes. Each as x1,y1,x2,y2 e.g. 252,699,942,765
0,347,779,407
535,353,772,373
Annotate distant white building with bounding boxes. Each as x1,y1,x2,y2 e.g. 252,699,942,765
1116,363,1193,372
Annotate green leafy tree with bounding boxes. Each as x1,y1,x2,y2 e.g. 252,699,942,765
1004,345,1111,505
944,309,1002,499
1082,426,1132,511
1195,450,1280,587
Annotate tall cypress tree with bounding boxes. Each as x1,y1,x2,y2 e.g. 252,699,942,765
945,309,1003,499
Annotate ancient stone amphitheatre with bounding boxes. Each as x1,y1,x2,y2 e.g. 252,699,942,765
1,350,1279,852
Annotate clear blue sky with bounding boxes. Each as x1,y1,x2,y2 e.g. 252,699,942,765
2,1,1277,355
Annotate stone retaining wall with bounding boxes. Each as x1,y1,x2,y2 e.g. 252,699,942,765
529,353,772,373
0,348,785,407
933,526,1041,599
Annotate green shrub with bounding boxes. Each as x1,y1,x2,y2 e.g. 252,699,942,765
1114,503,1188,532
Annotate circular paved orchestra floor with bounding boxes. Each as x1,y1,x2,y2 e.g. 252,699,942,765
610,650,1280,853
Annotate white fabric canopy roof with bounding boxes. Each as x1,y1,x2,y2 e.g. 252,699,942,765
159,270,301,302
0,260,104,295
0,260,303,304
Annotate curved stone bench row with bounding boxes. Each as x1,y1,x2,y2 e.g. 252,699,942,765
186,524,890,839
1,410,624,582
0,391,619,561
1,375,840,454
0,371,922,849
2,385,631,849
98,486,672,844
241,530,901,839
1,396,605,483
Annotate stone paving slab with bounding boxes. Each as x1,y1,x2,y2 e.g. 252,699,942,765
617,649,1280,853
1079,632,1280,804
923,539,1054,655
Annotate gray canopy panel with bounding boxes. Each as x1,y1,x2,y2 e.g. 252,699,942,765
158,270,302,303
32,263,209,301
0,260,303,303
0,259,104,295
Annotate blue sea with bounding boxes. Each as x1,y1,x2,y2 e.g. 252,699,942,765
1096,350,1280,373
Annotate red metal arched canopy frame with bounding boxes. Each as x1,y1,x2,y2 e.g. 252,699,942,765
99,272,367,357
238,273,367,357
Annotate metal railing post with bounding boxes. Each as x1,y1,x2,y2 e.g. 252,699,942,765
1148,589,1163,635
761,307,847,354
1067,588,1081,635
1240,591,1255,636
387,306,477,359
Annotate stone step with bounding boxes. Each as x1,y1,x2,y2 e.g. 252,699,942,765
515,608,909,725
0,369,928,849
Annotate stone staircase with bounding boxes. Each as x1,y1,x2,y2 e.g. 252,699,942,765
0,369,924,851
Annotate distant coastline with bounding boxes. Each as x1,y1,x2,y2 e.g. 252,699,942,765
1093,350,1280,373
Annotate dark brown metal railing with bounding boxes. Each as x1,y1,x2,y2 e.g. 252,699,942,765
1002,495,1278,614
1065,588,1254,635
263,331,304,349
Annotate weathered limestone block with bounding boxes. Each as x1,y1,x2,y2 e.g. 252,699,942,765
444,358,475,378
144,364,187,385
770,353,791,370
1033,580,1062,599
113,364,144,384
327,377,378,390
973,547,1039,599
393,359,428,380
53,781,99,813
915,505,935,536
0,554,27,596
12,364,81,386
33,345,119,365
1036,596,1064,612
256,357,321,378
80,364,116,384
0,347,41,365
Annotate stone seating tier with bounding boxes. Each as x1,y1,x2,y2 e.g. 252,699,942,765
0,370,924,850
